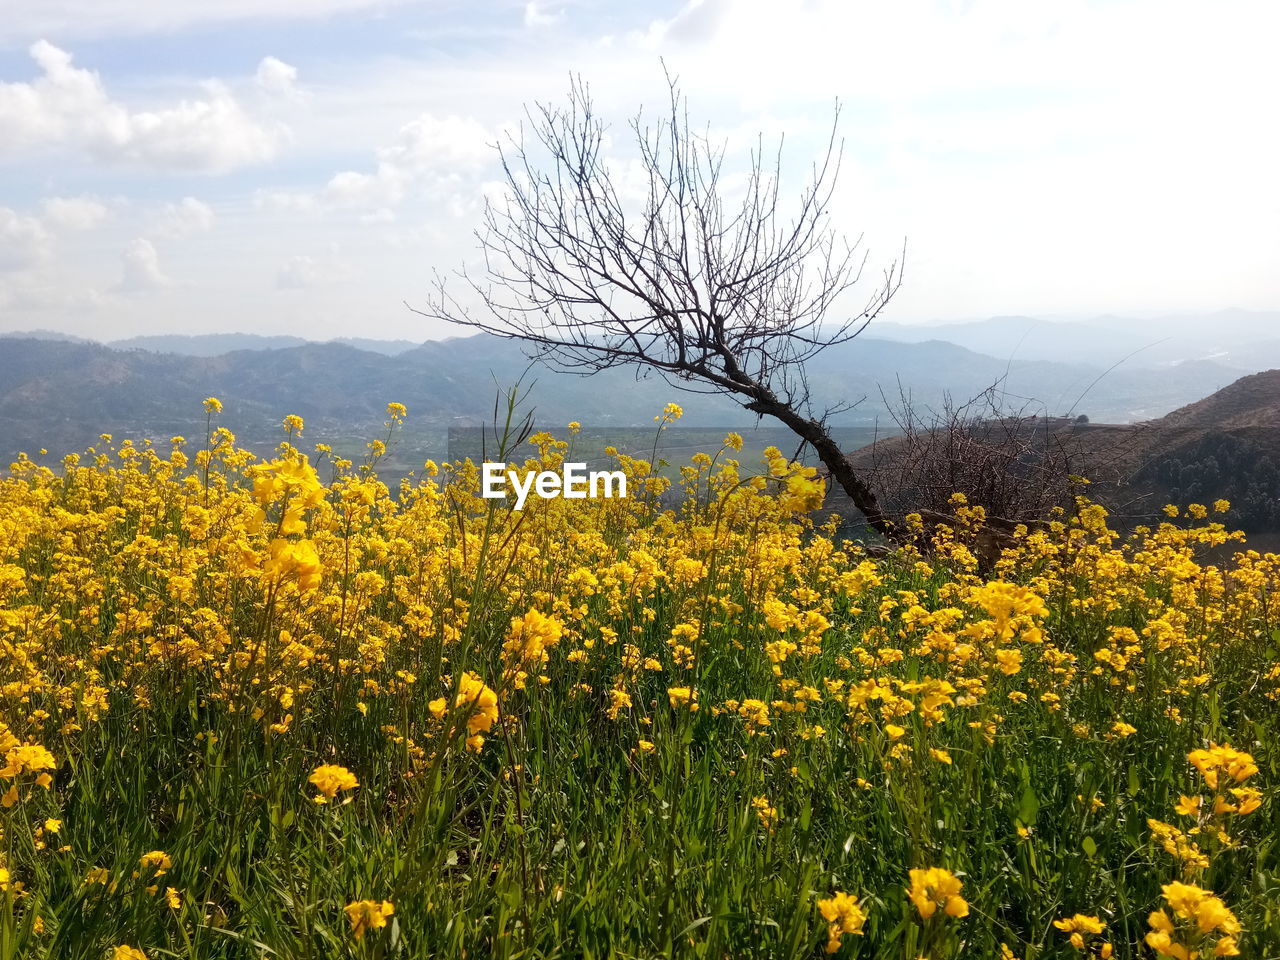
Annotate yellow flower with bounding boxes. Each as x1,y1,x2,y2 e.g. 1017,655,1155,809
1188,744,1257,790
885,724,906,740
1110,721,1137,738
995,648,1023,674
344,899,394,939
751,795,778,830
1148,819,1210,871
456,673,498,732
263,538,323,591
1146,882,1242,959
0,743,56,779
503,608,565,667
112,947,148,960
929,748,953,765
138,851,172,875
667,686,698,711
202,396,222,414
1174,794,1202,817
455,672,499,751
1054,914,1106,951
1161,882,1240,934
1229,786,1262,815
817,891,867,953
907,867,968,920
636,739,655,755
309,764,359,802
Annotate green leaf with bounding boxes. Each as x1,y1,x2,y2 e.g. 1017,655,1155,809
677,916,716,938
1082,836,1098,859
1018,783,1040,825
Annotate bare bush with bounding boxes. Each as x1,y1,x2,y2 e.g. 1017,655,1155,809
864,383,1085,525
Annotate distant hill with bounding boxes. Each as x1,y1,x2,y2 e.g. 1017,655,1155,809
103,334,423,357
108,334,310,355
1,329,93,344
871,309,1280,369
331,337,421,356
12,309,1276,369
0,331,1250,469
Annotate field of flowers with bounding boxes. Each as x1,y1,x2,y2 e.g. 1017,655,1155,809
1,398,1277,959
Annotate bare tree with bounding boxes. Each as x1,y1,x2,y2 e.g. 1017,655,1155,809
413,75,904,536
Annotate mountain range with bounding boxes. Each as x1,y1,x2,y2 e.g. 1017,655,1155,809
1,312,1275,469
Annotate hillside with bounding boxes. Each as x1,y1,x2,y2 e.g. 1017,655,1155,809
837,369,1280,533
1154,369,1280,435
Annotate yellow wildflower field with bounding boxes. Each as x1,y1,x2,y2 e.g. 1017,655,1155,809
0,401,1276,958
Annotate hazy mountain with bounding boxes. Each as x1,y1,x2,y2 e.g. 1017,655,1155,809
1,329,93,343
98,334,425,357
108,334,310,355
0,331,1249,468
331,337,421,356
871,309,1279,369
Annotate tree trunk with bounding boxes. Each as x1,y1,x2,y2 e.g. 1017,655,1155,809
743,394,897,541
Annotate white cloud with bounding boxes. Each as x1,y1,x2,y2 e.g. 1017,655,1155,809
151,197,215,237
276,254,323,289
4,0,434,43
41,196,109,231
118,238,170,291
3,0,1277,340
634,0,726,47
0,273,106,313
276,249,354,288
259,113,494,214
524,2,563,28
255,56,300,98
0,41,287,173
379,114,492,176
324,168,398,208
0,208,54,272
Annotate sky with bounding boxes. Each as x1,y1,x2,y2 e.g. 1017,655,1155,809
0,0,1277,342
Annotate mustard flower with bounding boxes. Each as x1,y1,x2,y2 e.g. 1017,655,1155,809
907,867,969,920
309,764,358,803
344,899,394,939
